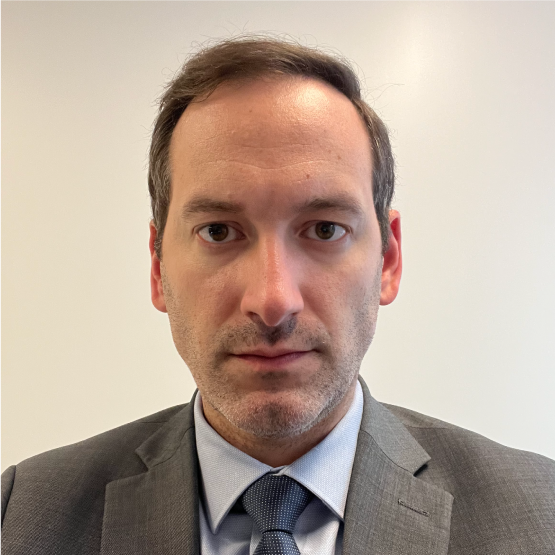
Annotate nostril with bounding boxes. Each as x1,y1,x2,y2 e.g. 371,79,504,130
241,293,304,329
246,314,299,343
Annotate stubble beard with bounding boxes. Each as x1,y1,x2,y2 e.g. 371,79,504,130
203,346,359,440
161,263,381,440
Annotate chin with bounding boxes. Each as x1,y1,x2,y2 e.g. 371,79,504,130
217,388,342,440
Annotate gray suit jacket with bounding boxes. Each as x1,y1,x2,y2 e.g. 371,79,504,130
2,379,554,554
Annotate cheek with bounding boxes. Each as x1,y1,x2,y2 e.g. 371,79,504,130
171,259,242,322
301,255,381,348
303,254,379,311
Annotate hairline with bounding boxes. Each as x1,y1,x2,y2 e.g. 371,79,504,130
150,41,393,260
160,73,377,251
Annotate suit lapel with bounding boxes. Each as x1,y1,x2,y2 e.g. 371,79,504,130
100,398,200,555
99,382,452,555
343,379,453,555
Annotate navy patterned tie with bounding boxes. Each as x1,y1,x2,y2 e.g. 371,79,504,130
242,474,313,555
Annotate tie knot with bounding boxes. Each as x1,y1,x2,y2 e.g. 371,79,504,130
242,474,313,534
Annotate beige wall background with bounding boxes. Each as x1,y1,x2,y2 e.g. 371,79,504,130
3,1,555,471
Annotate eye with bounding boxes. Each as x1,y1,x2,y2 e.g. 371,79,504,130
305,221,347,242
198,223,242,243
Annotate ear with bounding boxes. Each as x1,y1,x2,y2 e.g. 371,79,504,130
149,221,167,313
380,210,402,306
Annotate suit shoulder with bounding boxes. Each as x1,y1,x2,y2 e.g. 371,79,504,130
2,404,190,552
385,401,553,464
384,401,555,474
383,402,463,430
11,403,188,482
384,402,555,551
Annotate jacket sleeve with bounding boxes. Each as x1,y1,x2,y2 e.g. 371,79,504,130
2,465,16,526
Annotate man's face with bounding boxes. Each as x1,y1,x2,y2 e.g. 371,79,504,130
150,77,401,439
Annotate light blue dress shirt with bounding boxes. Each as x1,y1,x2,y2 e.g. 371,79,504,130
194,381,364,555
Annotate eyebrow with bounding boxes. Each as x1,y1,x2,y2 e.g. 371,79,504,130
296,193,366,219
181,197,244,220
180,192,366,221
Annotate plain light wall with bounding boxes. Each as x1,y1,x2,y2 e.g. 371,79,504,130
2,1,555,472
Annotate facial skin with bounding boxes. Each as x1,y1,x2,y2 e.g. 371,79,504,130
150,76,402,466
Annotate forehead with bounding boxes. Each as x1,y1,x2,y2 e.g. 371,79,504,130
168,76,373,211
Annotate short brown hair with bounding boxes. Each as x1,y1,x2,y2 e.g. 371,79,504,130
148,36,395,258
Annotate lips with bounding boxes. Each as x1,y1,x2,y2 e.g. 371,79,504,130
233,348,311,358
231,349,313,368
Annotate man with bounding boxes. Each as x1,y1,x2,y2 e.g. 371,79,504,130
2,37,554,555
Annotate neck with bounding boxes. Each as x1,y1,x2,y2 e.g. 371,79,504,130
201,379,358,467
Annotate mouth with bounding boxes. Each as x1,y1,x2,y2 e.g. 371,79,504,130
230,349,313,369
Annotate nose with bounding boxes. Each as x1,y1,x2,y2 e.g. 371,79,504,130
239,237,304,328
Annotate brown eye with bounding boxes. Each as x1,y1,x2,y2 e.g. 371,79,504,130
198,223,241,243
208,224,229,241
305,221,347,242
315,222,336,240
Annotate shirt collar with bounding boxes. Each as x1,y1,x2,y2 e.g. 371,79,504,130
194,380,363,533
